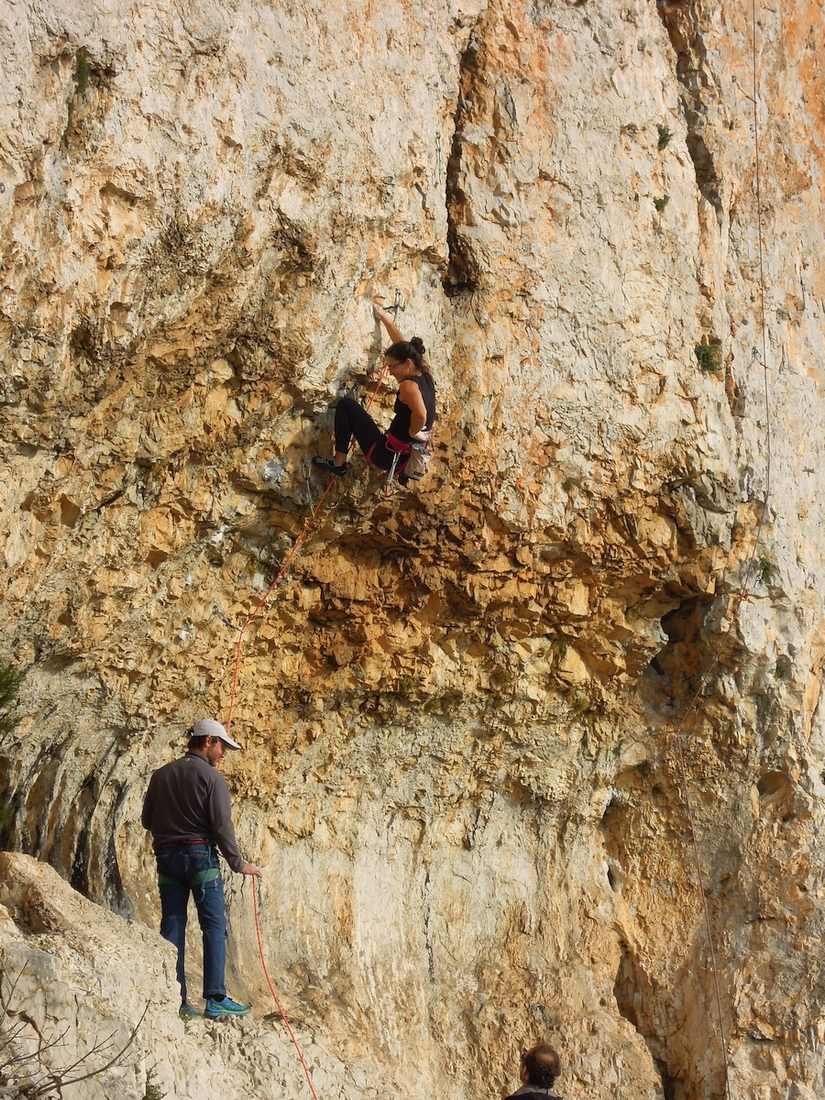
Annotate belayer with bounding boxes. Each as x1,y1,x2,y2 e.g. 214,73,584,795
142,719,263,1020
313,301,436,483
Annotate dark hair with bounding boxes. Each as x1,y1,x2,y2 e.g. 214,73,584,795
188,734,209,750
522,1044,561,1088
386,337,430,373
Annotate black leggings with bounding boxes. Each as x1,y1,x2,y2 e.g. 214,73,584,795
334,397,398,472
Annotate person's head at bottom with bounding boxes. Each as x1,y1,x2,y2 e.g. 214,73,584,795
520,1043,561,1090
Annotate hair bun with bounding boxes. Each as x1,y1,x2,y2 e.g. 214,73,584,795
410,336,426,356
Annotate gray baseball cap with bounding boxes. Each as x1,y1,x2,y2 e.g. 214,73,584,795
191,718,241,750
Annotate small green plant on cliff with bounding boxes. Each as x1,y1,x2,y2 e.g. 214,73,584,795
397,674,416,696
695,343,721,372
653,194,670,212
0,659,23,741
74,48,94,96
143,1069,167,1100
657,123,673,150
757,557,777,585
63,47,103,147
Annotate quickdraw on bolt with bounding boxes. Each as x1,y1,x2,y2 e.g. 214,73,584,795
384,451,401,497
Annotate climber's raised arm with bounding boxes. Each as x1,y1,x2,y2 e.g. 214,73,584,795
373,301,405,345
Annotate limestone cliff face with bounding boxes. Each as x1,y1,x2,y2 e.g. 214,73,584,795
0,852,384,1100
1,1,824,1098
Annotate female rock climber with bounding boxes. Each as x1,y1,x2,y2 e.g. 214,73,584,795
312,302,436,480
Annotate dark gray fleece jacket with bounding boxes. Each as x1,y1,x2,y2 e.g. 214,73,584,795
142,751,245,872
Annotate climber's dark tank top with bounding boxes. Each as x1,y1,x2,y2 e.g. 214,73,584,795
387,373,436,444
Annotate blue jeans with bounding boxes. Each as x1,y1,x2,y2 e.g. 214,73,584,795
156,842,227,1003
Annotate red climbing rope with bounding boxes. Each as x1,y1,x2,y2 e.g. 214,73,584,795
224,475,338,731
252,883,321,1100
222,355,393,1094
224,359,391,731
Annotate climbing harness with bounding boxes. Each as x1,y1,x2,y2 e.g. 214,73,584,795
381,431,411,496
157,866,219,887
383,437,433,496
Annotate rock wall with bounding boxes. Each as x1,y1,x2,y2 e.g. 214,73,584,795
1,1,824,1098
0,852,382,1100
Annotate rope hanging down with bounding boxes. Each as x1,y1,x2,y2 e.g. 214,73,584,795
664,3,773,1097
224,356,391,732
221,349,393,1100
253,884,321,1100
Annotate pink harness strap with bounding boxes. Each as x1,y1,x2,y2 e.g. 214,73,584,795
365,434,411,466
384,432,412,455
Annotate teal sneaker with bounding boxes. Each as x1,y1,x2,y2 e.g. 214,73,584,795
179,1002,202,1020
204,996,251,1018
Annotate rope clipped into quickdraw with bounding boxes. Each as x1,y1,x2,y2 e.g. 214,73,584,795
252,883,320,1100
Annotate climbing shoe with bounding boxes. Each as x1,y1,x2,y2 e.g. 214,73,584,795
179,1002,203,1020
312,456,348,475
204,996,252,1018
